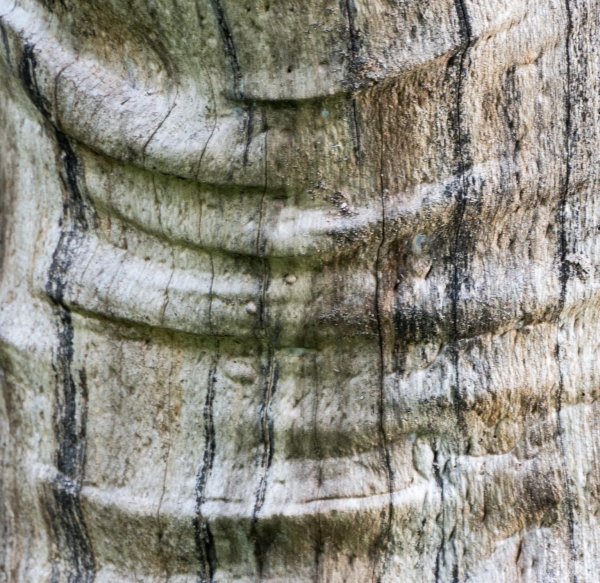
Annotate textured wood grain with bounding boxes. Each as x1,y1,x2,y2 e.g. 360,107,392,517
1,0,599,581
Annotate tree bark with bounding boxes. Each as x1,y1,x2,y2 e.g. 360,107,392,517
1,0,599,581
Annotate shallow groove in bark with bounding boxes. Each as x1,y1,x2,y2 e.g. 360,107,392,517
443,0,472,579
243,103,255,167
208,0,242,99
250,347,279,580
556,0,577,578
341,0,359,61
41,124,96,583
24,33,99,578
372,100,394,583
193,347,220,583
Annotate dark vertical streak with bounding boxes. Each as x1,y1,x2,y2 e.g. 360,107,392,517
556,0,577,579
346,96,362,159
341,0,359,60
250,347,279,580
450,0,472,432
372,101,394,583
255,127,269,259
45,173,96,583
250,120,278,580
243,104,255,167
0,15,13,74
208,0,242,99
20,43,52,119
20,43,96,583
433,445,445,583
443,2,472,581
194,348,220,583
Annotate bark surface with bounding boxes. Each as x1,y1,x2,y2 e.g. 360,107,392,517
1,0,600,581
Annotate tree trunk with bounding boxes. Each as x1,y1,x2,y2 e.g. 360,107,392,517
1,0,599,580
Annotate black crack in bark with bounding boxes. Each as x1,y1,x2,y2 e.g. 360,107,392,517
450,0,472,433
340,0,360,61
193,348,220,583
20,42,52,120
208,0,242,99
20,41,96,583
433,444,445,583
371,100,394,583
440,1,472,580
249,128,281,578
346,96,362,159
255,126,269,258
44,151,96,583
556,0,578,579
250,345,279,580
243,103,255,167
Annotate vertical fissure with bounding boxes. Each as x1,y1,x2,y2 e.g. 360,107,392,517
556,0,577,578
442,2,472,580
372,100,394,583
194,242,219,582
341,0,359,61
20,36,100,581
450,1,472,429
194,345,220,583
255,129,269,258
251,126,279,579
208,0,242,99
433,444,445,583
243,103,255,167
350,97,362,158
44,138,96,583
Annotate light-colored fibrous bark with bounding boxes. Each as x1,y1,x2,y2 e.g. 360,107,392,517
1,0,600,581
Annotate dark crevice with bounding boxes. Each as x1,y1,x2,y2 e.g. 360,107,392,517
444,1,473,580
255,128,269,258
347,96,362,159
21,43,96,583
208,0,243,99
207,254,216,332
193,347,220,583
450,0,472,435
341,0,359,61
556,0,577,579
250,346,279,581
243,103,255,167
371,101,394,583
433,445,444,583
45,167,96,583
250,124,279,580
20,42,52,119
